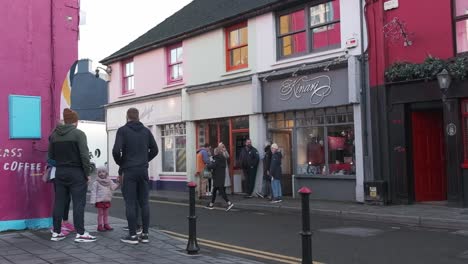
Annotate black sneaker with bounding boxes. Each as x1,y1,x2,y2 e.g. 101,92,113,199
121,235,139,245
140,233,149,243
205,203,214,210
123,226,129,231
255,192,264,198
123,226,142,234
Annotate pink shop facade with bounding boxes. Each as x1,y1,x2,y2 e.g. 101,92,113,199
0,0,79,231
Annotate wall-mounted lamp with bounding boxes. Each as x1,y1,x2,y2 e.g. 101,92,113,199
95,66,112,78
437,69,452,111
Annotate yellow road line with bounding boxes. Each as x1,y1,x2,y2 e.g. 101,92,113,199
161,230,324,264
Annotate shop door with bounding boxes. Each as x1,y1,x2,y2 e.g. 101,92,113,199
411,111,447,202
271,131,292,196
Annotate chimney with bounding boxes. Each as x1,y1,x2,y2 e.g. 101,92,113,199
77,59,92,74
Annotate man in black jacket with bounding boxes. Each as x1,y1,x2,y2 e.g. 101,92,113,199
48,108,96,242
112,108,158,245
238,139,260,198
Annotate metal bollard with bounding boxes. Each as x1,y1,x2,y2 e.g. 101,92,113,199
298,187,312,264
186,182,200,255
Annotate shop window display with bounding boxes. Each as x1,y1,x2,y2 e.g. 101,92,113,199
161,123,186,173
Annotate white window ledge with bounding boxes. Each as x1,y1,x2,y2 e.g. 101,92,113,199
221,68,252,77
272,49,347,68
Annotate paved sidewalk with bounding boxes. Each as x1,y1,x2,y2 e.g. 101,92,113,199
114,189,468,230
0,212,263,264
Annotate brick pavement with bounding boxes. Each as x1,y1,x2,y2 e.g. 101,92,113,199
0,213,264,264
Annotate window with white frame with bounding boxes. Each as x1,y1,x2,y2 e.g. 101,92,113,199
161,123,186,172
167,43,183,83
122,60,134,94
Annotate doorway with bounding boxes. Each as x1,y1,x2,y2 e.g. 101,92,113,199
411,110,447,202
271,131,293,196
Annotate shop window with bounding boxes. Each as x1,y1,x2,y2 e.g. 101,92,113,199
294,106,355,176
167,43,183,83
462,100,468,165
226,22,248,71
232,116,249,129
277,0,340,59
161,123,186,172
122,59,134,94
9,95,41,139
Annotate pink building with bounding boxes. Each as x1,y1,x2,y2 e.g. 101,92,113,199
0,0,79,231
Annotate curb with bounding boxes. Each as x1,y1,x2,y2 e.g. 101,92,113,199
113,193,468,230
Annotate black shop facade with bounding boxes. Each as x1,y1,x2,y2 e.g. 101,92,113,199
260,65,362,202
371,78,468,207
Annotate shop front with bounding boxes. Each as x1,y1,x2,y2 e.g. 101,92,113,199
183,76,266,197
106,91,186,191
261,65,362,201
373,79,468,206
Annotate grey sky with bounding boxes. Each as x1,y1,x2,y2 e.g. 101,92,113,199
78,0,192,68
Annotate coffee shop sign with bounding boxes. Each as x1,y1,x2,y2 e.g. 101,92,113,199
279,75,332,105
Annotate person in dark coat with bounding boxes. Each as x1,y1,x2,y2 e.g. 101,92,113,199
270,143,283,203
205,147,234,212
238,139,260,198
257,142,272,200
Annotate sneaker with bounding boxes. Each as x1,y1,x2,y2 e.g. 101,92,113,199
137,227,143,235
74,232,97,243
140,233,149,243
121,235,139,245
104,224,113,231
123,226,130,231
51,232,66,241
226,202,234,212
205,203,214,210
62,222,75,232
97,225,106,232
61,229,70,236
255,192,264,198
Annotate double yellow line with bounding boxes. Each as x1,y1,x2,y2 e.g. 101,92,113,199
161,230,324,264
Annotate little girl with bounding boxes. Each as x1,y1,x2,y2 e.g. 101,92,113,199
90,167,120,232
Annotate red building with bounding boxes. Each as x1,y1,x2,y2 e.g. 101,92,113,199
366,0,468,206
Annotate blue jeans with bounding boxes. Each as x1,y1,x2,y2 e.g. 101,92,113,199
271,179,282,200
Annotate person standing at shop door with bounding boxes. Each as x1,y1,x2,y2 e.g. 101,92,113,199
270,143,283,203
239,139,260,198
112,108,158,245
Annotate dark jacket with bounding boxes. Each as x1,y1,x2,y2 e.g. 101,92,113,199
207,154,226,188
48,124,91,176
112,121,158,170
239,146,260,169
263,146,272,180
270,151,283,180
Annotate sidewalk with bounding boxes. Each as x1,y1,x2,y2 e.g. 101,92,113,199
0,212,263,264
115,190,468,230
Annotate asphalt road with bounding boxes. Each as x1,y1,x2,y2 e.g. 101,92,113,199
87,197,468,264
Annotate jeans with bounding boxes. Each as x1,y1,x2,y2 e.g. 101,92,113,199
261,178,272,197
122,167,150,236
121,178,142,227
244,166,258,195
53,167,87,235
271,179,282,200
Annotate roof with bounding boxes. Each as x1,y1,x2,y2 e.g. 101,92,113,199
100,0,285,64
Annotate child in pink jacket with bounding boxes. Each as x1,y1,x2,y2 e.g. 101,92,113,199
90,167,120,232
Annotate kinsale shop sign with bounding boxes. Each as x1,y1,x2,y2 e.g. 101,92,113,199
262,67,349,113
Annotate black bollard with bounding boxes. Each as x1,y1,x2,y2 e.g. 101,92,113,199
186,182,200,255
298,187,312,264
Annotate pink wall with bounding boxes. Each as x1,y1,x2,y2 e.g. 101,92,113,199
367,0,455,86
108,48,176,103
0,0,79,226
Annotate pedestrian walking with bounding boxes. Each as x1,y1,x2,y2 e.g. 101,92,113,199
48,108,96,242
205,147,234,211
90,167,120,232
112,108,158,245
196,143,212,198
270,143,283,203
218,142,231,193
257,142,272,200
238,139,260,198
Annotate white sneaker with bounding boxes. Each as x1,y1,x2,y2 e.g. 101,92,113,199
226,202,234,212
74,232,97,243
51,232,66,241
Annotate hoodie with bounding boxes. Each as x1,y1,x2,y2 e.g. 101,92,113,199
112,121,158,170
196,147,210,174
48,124,91,176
